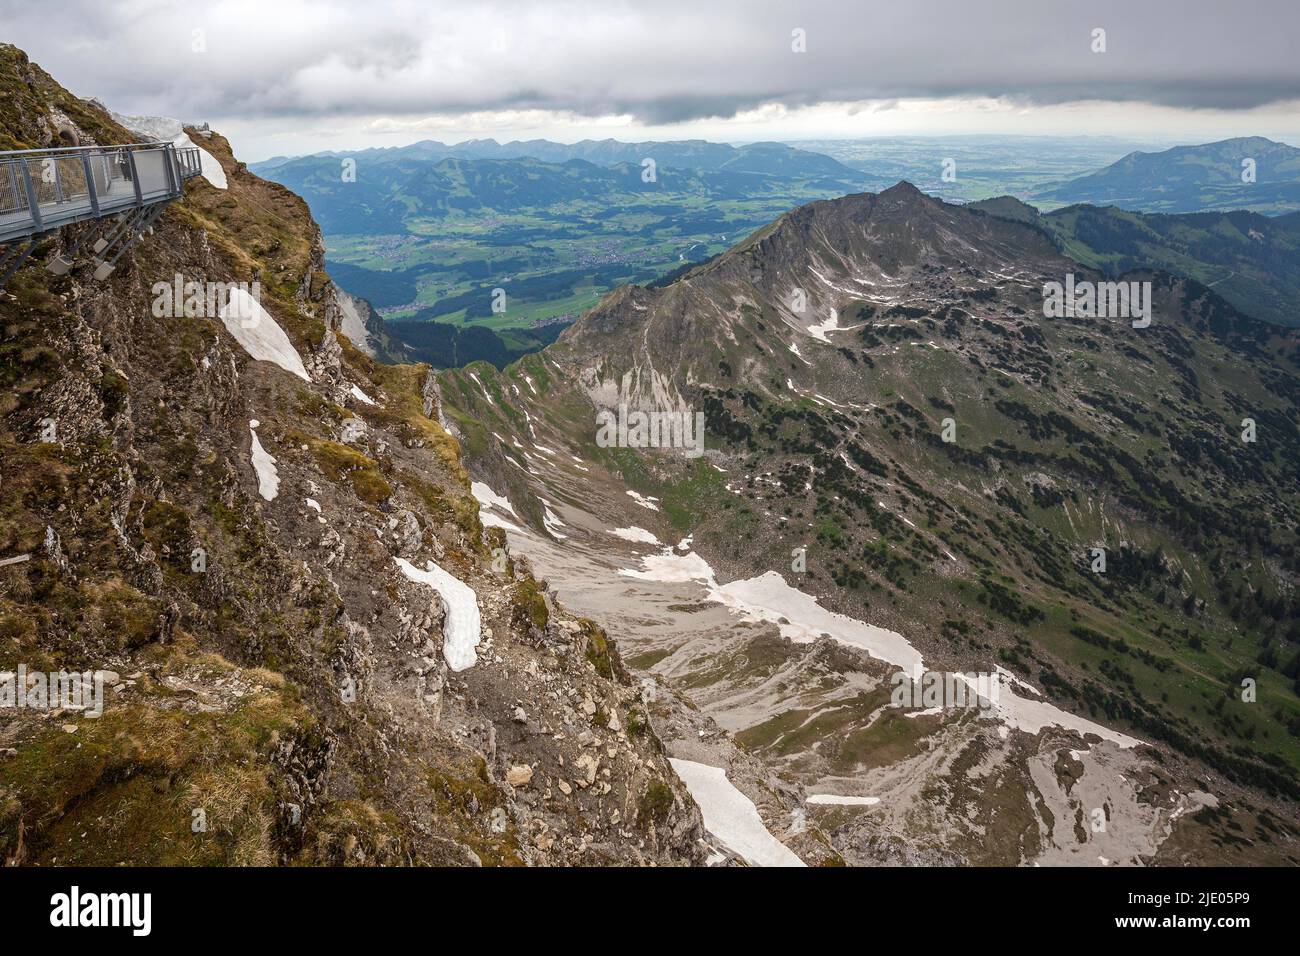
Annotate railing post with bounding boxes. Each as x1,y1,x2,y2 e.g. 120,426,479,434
19,158,42,232
7,161,20,212
163,145,180,197
125,148,143,206
80,152,100,217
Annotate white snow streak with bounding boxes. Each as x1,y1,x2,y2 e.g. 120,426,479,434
610,526,661,545
220,289,310,381
668,759,805,867
626,490,661,512
248,421,279,501
394,557,482,672
806,794,880,806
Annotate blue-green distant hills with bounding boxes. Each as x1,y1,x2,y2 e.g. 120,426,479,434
253,137,860,177
1032,137,1300,214
249,134,1300,370
251,140,867,234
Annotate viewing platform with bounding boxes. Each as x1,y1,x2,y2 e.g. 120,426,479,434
0,141,202,286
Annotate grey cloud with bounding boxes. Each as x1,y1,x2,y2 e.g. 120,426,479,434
2,0,1297,124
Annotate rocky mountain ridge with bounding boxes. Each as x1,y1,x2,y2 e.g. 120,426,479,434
0,43,706,866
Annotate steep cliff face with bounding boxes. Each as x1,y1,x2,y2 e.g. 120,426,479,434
0,44,704,866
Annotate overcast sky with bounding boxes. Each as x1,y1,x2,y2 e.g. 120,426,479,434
3,0,1298,160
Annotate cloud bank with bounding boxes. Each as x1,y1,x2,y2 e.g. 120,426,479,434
3,0,1297,126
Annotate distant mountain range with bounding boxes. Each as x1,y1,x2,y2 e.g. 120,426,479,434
255,134,1300,236
251,153,863,235
253,137,862,180
251,133,1300,373
251,140,867,236
1033,137,1300,214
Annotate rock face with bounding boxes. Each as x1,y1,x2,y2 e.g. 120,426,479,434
333,284,408,364
0,44,704,867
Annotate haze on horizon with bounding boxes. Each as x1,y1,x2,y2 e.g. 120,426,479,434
2,0,1298,161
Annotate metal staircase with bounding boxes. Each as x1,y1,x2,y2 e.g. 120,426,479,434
0,141,202,289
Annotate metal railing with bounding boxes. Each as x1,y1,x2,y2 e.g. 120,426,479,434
0,141,202,245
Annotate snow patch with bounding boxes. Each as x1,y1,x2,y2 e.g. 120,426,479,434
668,759,804,867
618,549,716,584
806,794,880,806
626,490,660,512
904,706,944,719
540,501,568,540
219,289,310,381
958,670,1144,749
480,511,525,534
176,131,227,189
471,482,517,517
248,421,278,501
471,481,525,533
807,310,840,343
108,113,228,189
394,558,481,671
468,371,494,406
617,549,921,676
610,527,661,545
349,384,377,406
711,571,924,679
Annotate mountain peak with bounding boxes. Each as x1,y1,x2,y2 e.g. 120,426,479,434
878,180,924,197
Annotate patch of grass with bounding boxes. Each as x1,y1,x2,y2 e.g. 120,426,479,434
512,578,549,632
304,438,392,505
637,779,674,829
96,371,128,420
298,799,409,866
580,617,625,682
0,653,310,865
626,647,674,670
424,754,522,866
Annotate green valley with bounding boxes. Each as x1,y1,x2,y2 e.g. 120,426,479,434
252,144,870,366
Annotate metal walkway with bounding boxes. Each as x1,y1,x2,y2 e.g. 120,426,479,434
0,141,202,287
